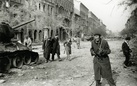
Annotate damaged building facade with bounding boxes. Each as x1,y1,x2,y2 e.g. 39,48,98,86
0,0,106,43
0,0,74,43
88,11,106,36
55,0,74,41
88,11,100,33
73,0,89,37
20,0,73,42
20,0,74,42
0,0,43,43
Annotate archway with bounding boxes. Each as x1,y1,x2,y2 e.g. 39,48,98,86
63,30,66,40
56,28,59,35
59,27,62,40
34,30,37,42
39,30,42,41
29,30,33,42
51,30,53,37
43,28,49,39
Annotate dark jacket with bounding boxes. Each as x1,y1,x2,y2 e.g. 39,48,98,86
43,38,53,53
122,41,132,56
52,37,60,55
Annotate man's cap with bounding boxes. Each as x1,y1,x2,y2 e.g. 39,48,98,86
125,37,131,40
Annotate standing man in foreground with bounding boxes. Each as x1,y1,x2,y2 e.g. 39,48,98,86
90,33,116,86
122,37,132,68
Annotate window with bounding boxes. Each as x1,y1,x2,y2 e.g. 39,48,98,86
51,7,52,15
43,4,45,12
55,5,58,16
48,5,50,16
40,3,43,11
39,3,40,10
0,1,2,9
58,6,64,14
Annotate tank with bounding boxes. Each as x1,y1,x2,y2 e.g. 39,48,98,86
0,19,39,73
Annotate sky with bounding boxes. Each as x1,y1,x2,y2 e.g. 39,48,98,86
78,0,134,32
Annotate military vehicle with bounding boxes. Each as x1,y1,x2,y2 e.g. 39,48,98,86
0,19,39,73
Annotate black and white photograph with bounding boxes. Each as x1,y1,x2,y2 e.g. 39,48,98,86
0,0,137,86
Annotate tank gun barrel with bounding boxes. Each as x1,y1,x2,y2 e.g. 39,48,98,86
12,19,35,29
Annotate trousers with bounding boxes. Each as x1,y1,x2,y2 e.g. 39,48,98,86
93,57,116,86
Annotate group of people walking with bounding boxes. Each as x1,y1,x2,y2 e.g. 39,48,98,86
42,34,62,63
42,34,82,63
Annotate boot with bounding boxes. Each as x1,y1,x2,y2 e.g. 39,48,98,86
96,80,101,86
57,54,62,61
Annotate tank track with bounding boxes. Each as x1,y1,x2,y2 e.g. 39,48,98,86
0,50,39,73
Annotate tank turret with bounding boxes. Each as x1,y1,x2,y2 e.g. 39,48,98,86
0,22,14,43
0,19,35,43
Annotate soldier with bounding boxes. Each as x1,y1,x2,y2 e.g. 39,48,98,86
122,37,132,68
90,33,116,86
42,37,53,63
51,34,62,61
24,35,32,50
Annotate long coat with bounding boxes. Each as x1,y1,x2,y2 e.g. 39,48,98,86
42,38,53,58
90,39,113,80
52,37,60,55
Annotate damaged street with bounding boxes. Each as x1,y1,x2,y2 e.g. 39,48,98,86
0,40,137,86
